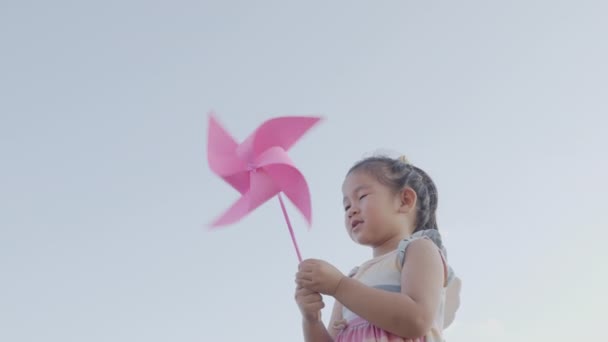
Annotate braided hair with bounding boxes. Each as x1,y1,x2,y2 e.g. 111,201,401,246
347,155,439,233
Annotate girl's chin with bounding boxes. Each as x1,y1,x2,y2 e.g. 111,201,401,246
351,234,375,246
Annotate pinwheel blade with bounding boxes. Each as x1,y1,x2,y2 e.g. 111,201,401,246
207,113,248,192
209,169,280,228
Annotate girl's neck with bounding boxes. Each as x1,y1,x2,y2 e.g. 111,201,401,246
371,232,411,258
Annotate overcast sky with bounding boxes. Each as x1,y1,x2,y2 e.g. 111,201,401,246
1,1,607,341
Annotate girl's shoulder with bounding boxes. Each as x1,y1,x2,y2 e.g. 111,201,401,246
397,229,455,284
397,229,445,257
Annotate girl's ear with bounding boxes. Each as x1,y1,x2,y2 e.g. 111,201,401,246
398,187,417,213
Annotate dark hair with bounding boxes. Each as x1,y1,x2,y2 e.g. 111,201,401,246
347,155,439,233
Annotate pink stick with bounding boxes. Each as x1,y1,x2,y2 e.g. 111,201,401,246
278,193,303,263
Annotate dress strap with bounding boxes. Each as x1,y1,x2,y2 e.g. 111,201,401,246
397,229,455,285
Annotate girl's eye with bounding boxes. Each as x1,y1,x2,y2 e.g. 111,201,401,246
359,194,368,200
344,205,351,212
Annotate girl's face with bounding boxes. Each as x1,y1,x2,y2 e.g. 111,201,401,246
341,171,405,246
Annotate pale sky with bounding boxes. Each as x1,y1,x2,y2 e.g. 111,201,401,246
1,1,607,341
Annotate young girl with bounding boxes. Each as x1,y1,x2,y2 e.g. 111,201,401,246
295,155,461,342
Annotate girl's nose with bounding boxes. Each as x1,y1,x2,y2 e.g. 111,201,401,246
348,207,359,218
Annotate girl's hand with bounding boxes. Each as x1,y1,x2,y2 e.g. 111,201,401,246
296,259,346,295
294,285,324,322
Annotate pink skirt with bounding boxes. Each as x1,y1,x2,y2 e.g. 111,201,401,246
335,318,425,342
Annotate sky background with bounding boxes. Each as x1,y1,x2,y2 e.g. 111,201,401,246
1,1,607,341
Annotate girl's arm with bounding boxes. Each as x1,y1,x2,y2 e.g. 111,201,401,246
302,318,332,342
302,298,344,342
333,238,445,338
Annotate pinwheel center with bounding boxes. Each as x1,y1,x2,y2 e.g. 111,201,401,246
247,163,259,173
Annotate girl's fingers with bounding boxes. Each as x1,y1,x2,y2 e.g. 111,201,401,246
299,290,321,300
302,297,324,309
296,286,317,297
296,270,313,281
295,273,315,291
311,293,322,302
296,288,323,302
298,280,315,291
298,260,315,271
309,301,324,311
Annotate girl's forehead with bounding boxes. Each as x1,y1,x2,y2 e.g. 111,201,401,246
342,171,378,192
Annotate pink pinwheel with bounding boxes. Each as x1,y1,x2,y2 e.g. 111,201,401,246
206,112,321,261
